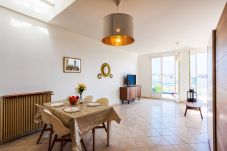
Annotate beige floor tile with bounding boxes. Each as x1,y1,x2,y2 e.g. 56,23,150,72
174,144,196,151
0,99,209,151
158,145,176,151
191,143,210,151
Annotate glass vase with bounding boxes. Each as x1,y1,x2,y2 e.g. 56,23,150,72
79,92,83,101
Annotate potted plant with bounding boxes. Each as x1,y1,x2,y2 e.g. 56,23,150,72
151,85,162,98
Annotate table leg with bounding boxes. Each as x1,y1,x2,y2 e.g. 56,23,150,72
199,108,203,119
184,106,188,116
107,121,110,146
92,129,95,151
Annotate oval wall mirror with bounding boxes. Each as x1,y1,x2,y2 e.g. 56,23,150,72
101,63,111,77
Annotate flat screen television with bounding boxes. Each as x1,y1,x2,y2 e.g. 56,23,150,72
127,74,136,86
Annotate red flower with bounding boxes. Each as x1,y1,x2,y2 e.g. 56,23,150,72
68,96,79,105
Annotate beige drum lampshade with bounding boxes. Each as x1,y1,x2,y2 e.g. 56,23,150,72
102,13,135,46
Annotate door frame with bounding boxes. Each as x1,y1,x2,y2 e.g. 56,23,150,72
150,53,179,100
189,50,208,101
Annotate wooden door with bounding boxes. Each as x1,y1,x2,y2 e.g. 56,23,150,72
207,30,216,151
120,87,128,100
216,4,227,151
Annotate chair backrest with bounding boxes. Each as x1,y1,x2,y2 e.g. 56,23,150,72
95,98,109,106
84,95,93,102
35,104,51,124
43,109,70,137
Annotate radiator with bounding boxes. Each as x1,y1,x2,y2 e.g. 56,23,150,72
0,91,53,143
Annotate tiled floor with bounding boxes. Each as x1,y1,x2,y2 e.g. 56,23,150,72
0,99,210,151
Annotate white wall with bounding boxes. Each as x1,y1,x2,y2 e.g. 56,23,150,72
138,55,150,97
179,50,190,102
138,50,190,102
0,7,138,105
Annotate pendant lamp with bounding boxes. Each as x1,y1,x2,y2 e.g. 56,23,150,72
102,0,135,46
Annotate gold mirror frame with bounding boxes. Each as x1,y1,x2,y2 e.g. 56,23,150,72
101,63,111,77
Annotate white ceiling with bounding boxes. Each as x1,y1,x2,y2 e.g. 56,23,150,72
49,0,226,54
3,0,225,54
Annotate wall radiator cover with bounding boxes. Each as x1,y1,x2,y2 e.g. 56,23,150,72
0,91,53,143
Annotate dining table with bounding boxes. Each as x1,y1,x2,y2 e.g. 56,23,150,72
35,100,121,151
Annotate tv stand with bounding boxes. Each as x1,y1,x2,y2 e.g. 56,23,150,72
126,85,135,87
120,85,141,104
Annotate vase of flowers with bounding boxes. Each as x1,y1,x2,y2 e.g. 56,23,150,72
76,83,87,101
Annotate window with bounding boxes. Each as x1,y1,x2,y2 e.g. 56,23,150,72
151,55,179,100
0,0,75,22
190,51,208,102
151,58,162,94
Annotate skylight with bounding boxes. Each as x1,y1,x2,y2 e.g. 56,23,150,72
0,0,76,22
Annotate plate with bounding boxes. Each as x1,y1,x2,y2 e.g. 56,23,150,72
64,107,80,113
79,100,86,104
87,102,101,107
50,102,64,107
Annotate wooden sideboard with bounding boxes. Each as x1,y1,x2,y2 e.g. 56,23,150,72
120,85,141,104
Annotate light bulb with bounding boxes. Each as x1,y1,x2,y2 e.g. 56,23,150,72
116,28,121,33
115,38,122,43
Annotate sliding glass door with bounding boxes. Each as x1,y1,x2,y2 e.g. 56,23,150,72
162,56,176,99
190,52,208,102
151,58,162,97
151,55,178,100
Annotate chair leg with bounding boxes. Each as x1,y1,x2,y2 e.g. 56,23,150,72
37,123,47,144
48,125,53,151
107,121,110,146
50,134,57,151
92,129,95,151
199,108,203,119
60,136,64,151
184,107,188,116
81,139,87,151
103,123,107,133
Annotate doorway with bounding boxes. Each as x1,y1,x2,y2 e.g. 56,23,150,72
190,51,208,102
151,55,179,100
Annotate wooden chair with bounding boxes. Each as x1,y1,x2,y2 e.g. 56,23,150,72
35,104,53,150
96,98,109,106
92,98,109,151
43,110,87,151
84,95,93,102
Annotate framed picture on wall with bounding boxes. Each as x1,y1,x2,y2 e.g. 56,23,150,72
63,57,81,73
